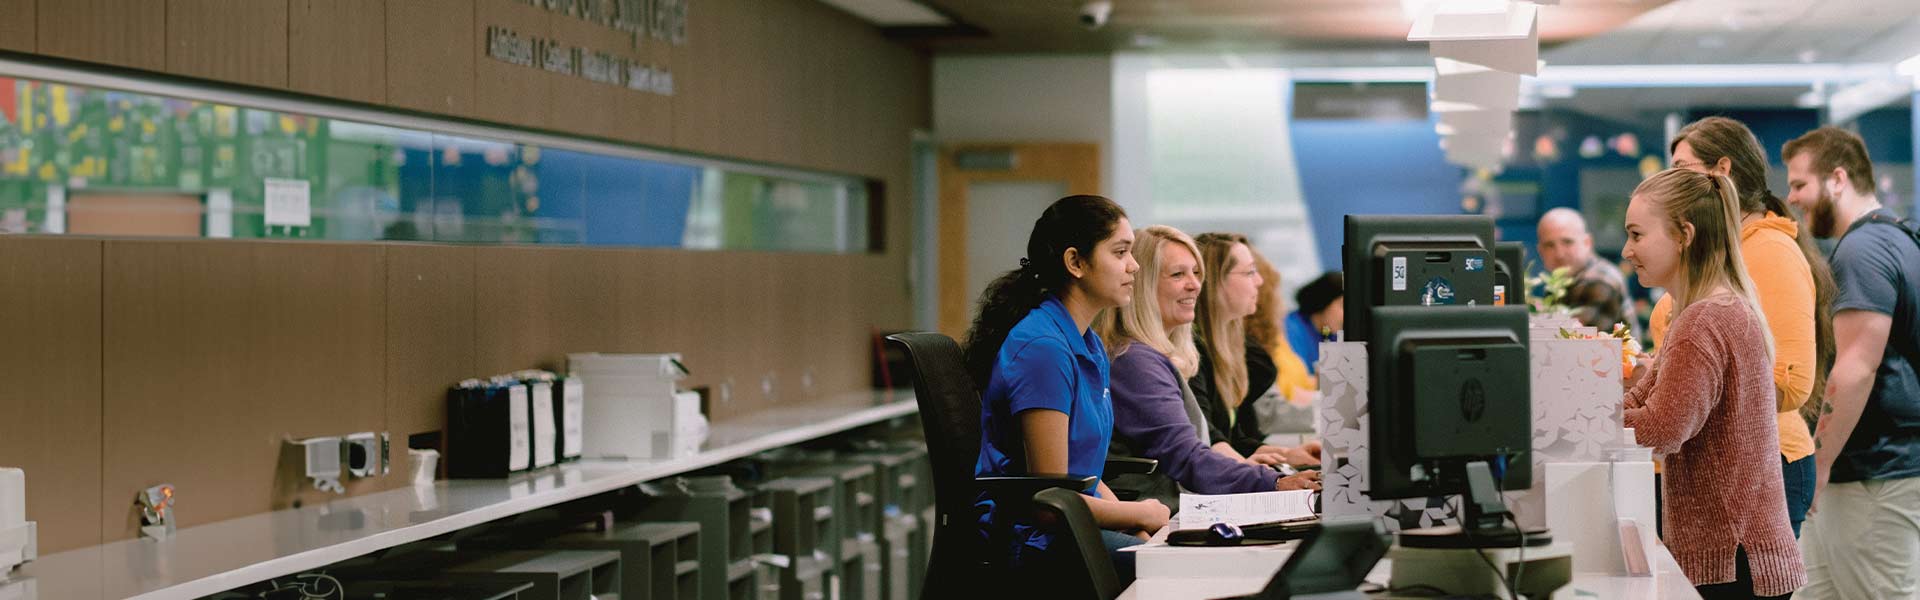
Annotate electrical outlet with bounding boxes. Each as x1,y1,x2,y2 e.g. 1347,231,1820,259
345,432,380,478
291,437,344,493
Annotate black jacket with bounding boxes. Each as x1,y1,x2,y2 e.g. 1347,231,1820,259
1190,339,1278,457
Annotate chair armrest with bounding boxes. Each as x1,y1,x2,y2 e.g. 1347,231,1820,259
1104,457,1158,477
978,474,1096,522
977,474,1097,503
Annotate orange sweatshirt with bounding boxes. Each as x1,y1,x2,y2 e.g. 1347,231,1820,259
1649,212,1816,462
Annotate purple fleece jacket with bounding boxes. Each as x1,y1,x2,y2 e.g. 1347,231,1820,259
1110,342,1277,494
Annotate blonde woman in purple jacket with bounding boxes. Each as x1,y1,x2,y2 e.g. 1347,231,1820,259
1095,226,1320,509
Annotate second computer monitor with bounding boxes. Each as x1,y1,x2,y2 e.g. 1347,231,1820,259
1367,304,1531,501
1341,215,1498,343
1493,241,1526,307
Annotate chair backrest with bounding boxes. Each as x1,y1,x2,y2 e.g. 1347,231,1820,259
885,332,988,592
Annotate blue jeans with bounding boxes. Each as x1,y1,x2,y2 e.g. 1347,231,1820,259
1783,455,1816,537
1012,529,1146,588
1103,529,1144,586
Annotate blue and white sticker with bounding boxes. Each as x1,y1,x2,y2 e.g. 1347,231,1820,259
1465,257,1485,271
1421,277,1457,305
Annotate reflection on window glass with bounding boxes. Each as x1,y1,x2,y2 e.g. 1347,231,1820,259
0,72,875,253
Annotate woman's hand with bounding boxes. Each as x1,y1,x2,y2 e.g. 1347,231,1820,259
1250,444,1321,467
1623,352,1654,389
1276,470,1322,491
1132,498,1171,533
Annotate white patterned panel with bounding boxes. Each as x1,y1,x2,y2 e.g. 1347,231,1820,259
1315,337,1626,531
1315,341,1460,531
1508,337,1626,527
1531,338,1624,464
1530,313,1582,331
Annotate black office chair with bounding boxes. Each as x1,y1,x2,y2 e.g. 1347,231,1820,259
886,332,1153,600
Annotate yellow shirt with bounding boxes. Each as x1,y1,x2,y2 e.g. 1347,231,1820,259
1648,213,1816,462
1267,330,1316,403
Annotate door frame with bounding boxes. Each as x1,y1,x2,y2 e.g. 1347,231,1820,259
936,142,1101,338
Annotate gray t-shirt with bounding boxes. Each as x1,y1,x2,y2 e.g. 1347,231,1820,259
1830,209,1920,483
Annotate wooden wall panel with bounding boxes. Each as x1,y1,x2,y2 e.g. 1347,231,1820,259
542,248,626,356
384,244,475,442
289,0,386,104
672,0,768,161
627,19,674,147
472,0,552,130
101,241,387,542
0,238,102,554
546,17,634,141
0,0,33,53
387,0,474,116
5,0,932,552
762,0,829,171
471,246,555,375
166,0,290,88
35,0,165,72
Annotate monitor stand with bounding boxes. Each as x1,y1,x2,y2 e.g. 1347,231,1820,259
1387,461,1571,599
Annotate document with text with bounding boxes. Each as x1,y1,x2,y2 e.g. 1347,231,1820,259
1175,489,1317,530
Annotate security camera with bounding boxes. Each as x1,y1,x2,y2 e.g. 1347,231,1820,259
1079,1,1113,30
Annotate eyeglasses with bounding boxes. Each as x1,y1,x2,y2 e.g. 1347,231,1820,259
1671,159,1708,171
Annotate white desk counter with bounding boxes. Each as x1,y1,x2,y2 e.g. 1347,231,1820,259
11,391,916,600
1121,537,1702,600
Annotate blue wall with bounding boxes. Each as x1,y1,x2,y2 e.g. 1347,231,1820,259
542,150,699,247
1291,118,1463,272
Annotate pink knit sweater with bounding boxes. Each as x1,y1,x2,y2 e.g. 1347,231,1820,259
1624,295,1804,596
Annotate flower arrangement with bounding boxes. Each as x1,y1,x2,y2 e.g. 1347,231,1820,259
1559,322,1643,379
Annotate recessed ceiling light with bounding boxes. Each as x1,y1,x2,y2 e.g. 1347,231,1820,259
815,0,950,27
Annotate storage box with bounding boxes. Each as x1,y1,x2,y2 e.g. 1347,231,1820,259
530,380,557,469
448,384,533,478
571,353,706,459
557,378,584,462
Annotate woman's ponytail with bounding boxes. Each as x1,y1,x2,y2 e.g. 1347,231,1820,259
962,195,1128,388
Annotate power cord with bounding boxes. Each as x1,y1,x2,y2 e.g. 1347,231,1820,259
1475,454,1523,600
1505,513,1527,600
1467,528,1515,597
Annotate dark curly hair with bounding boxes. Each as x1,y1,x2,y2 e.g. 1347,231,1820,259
962,195,1129,388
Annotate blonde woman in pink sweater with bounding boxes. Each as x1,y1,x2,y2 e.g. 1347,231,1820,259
1621,168,1805,599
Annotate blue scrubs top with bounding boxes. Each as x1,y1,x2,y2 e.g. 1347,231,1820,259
975,295,1114,555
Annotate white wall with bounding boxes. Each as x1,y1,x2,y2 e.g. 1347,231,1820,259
933,54,1116,194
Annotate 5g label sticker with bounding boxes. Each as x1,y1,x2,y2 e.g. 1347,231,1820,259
1391,256,1408,291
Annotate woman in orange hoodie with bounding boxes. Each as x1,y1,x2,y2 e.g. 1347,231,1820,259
1651,116,1836,537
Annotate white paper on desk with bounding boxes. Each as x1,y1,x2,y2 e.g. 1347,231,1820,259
1176,490,1316,530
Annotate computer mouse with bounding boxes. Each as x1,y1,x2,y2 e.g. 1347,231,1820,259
1207,522,1244,545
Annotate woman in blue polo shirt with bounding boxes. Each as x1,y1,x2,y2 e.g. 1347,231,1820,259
965,194,1171,585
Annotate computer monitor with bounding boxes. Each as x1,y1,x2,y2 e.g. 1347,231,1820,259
1341,215,1498,342
1221,516,1390,600
1493,242,1526,307
1368,305,1534,545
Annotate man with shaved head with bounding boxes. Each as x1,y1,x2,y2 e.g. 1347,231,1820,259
1538,207,1638,335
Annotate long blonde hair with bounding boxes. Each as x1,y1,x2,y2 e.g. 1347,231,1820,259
1194,233,1253,409
1633,168,1774,362
1246,245,1314,400
1096,226,1203,378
